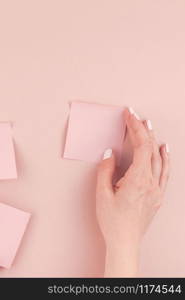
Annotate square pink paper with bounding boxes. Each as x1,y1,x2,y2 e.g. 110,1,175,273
63,102,126,164
0,203,31,268
0,123,17,179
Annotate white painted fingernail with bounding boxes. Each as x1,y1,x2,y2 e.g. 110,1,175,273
146,119,152,130
134,112,140,120
128,107,135,114
103,148,112,160
165,143,170,153
128,107,140,120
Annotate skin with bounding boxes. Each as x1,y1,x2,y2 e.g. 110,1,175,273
96,108,170,277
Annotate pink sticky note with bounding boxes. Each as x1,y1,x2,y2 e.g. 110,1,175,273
63,102,126,164
0,123,17,179
0,202,31,268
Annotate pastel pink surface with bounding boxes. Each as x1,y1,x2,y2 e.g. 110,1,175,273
0,203,30,269
0,123,17,179
0,0,185,278
63,102,126,164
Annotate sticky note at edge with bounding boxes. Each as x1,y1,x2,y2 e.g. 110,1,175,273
0,202,31,269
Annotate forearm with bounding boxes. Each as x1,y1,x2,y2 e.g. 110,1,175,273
104,243,140,277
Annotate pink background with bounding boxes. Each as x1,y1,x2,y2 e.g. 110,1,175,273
0,0,184,277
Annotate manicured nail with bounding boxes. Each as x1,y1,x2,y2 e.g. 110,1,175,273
146,119,152,130
134,113,140,120
103,148,112,160
128,107,135,114
165,143,169,153
128,107,140,120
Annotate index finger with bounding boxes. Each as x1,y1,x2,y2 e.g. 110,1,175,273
124,107,153,168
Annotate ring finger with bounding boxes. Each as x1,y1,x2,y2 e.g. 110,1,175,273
143,119,162,182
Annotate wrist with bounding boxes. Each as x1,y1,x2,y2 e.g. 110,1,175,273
104,242,140,278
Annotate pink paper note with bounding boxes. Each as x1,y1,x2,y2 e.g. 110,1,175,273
0,202,31,268
63,102,126,164
0,123,17,179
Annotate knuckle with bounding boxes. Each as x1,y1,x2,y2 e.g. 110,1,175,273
145,176,160,194
136,139,153,152
97,161,109,173
154,200,162,210
164,172,170,181
144,139,153,151
133,174,156,193
146,178,157,192
162,166,170,178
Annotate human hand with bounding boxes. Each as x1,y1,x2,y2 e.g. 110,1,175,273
96,107,170,277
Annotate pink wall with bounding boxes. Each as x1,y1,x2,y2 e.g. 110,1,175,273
0,0,184,277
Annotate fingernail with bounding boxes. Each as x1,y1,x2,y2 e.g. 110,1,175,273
128,107,140,120
165,143,170,153
146,119,152,130
134,113,140,120
103,148,112,160
128,107,135,114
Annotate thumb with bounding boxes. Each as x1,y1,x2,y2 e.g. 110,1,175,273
96,148,115,197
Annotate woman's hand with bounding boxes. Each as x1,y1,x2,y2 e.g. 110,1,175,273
96,107,170,277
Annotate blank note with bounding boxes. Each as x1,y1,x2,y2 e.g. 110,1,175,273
0,202,31,269
63,102,126,164
0,123,17,179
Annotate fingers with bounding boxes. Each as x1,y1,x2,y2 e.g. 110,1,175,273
124,108,152,170
96,148,116,197
96,109,170,199
159,144,170,193
143,120,162,181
